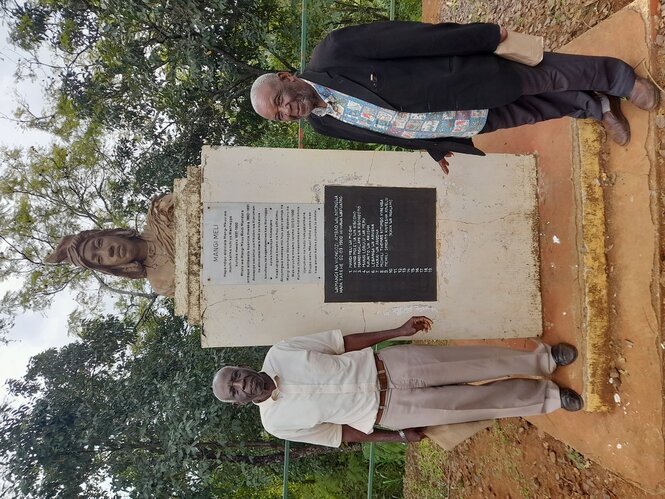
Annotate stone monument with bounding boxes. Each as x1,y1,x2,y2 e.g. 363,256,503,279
174,146,541,347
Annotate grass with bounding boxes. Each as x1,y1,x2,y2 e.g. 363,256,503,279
566,448,591,470
403,421,535,499
403,439,451,498
487,422,531,498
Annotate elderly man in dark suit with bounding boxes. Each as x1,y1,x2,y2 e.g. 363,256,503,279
251,21,659,174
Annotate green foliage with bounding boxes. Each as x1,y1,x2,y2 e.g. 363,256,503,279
276,443,405,498
5,0,299,150
0,311,281,497
364,443,407,498
254,120,377,151
321,0,422,29
362,441,406,464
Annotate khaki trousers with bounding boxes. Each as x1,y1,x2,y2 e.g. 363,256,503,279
376,343,561,430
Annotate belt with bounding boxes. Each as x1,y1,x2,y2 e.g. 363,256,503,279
375,354,388,424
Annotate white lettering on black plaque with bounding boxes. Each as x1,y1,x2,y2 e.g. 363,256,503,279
324,186,437,302
202,203,323,284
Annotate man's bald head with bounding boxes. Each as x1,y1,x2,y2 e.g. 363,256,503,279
250,72,325,121
250,74,280,115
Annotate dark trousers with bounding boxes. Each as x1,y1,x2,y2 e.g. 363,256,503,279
482,52,636,133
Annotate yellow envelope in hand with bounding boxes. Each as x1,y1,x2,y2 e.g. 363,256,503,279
494,30,544,67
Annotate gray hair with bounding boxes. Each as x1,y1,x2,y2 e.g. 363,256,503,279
212,366,235,403
250,73,280,113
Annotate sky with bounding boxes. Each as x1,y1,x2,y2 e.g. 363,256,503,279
0,22,77,403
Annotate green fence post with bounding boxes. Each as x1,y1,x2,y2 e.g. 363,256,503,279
292,2,398,497
298,0,308,149
367,442,377,498
290,3,307,496
283,440,291,498
367,6,397,498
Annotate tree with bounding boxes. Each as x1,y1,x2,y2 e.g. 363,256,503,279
2,0,301,148
2,0,418,154
0,0,294,320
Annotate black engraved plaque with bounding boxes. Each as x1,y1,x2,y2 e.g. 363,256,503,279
324,186,437,302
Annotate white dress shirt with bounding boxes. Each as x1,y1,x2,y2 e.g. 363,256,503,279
256,329,379,447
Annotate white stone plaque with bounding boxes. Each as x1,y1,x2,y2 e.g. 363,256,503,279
202,202,323,285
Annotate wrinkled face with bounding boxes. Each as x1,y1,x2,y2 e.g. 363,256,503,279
81,234,140,267
254,73,322,121
213,367,272,404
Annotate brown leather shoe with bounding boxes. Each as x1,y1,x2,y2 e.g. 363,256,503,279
629,76,660,111
601,96,630,146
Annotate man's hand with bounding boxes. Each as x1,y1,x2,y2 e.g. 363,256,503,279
438,152,454,175
402,428,427,442
343,316,431,352
398,316,433,337
342,425,427,443
499,26,508,43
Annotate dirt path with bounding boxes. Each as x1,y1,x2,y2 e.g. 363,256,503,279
428,0,632,50
404,419,659,498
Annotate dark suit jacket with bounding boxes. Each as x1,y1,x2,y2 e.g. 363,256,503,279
301,21,524,162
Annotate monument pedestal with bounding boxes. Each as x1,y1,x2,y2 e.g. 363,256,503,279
175,146,541,347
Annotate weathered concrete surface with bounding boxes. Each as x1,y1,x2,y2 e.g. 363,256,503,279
174,167,202,323
197,147,541,347
423,0,664,491
576,121,613,412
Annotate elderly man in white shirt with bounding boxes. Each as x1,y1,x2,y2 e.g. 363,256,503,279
212,317,582,447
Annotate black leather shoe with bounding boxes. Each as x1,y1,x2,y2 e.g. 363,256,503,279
560,388,584,412
552,343,578,367
601,96,630,146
